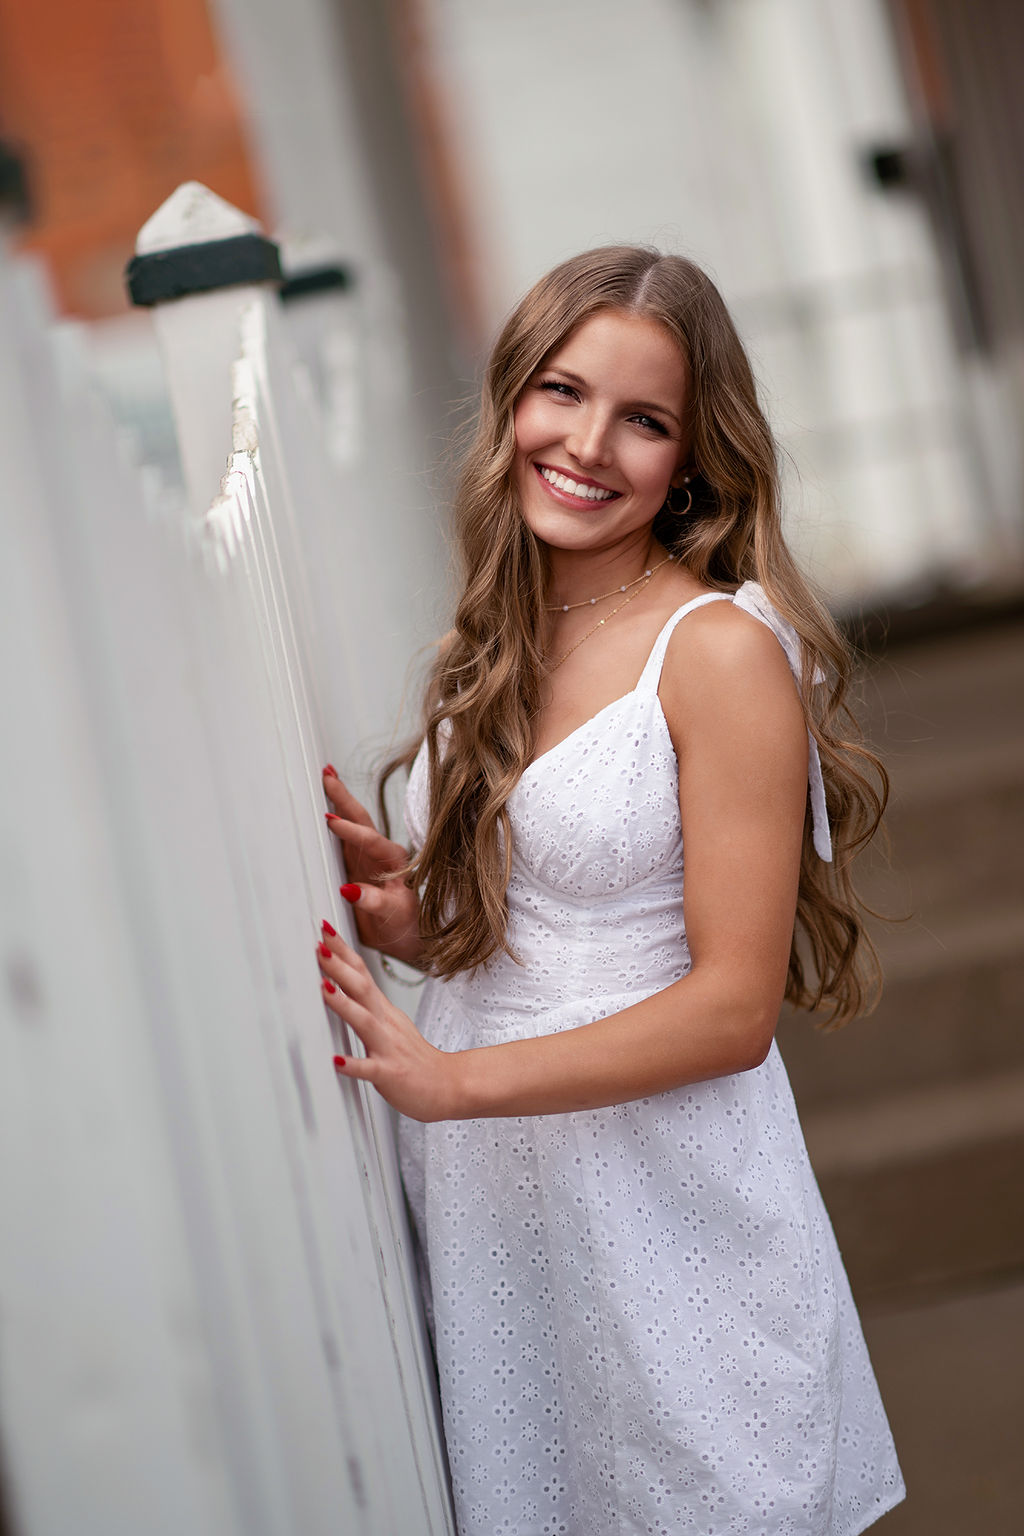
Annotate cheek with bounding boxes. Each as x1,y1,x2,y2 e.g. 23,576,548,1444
512,406,531,459
622,440,678,498
513,396,554,459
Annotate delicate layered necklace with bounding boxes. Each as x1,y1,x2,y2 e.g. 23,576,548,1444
545,555,672,672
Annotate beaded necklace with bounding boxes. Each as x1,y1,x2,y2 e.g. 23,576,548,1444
546,557,672,672
544,556,671,612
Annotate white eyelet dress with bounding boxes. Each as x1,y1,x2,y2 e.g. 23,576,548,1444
398,583,904,1536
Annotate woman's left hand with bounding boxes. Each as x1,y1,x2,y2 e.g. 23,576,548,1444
316,931,460,1122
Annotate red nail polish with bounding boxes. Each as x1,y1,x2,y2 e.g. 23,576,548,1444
322,979,337,995
333,1055,346,1070
340,883,361,903
318,942,331,959
325,813,341,825
321,919,337,937
323,763,337,778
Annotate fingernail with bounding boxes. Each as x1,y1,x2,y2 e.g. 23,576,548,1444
333,1055,346,1070
321,919,337,937
322,979,337,995
340,883,361,903
317,942,331,959
323,763,337,778
325,813,341,825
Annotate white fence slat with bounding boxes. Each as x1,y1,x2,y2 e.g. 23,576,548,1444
229,303,451,1519
226,310,451,1524
188,460,423,1530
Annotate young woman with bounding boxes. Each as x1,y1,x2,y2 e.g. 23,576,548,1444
317,248,905,1534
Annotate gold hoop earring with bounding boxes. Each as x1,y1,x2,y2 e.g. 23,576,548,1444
664,484,692,516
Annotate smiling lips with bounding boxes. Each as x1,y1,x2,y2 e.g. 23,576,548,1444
536,463,620,505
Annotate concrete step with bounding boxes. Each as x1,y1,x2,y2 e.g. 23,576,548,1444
777,901,1024,1109
802,1068,1024,1299
852,617,1024,917
859,1275,1024,1534
856,615,1024,753
854,739,1024,916
792,616,1024,1521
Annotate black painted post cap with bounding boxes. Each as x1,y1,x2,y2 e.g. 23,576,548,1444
279,263,353,303
126,233,282,306
126,181,282,307
277,231,354,303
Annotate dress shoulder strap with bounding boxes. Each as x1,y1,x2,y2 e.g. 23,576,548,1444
637,580,834,863
635,592,732,695
734,582,834,861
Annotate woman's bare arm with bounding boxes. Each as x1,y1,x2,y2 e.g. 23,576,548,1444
318,606,808,1120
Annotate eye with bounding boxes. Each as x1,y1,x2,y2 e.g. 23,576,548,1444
538,378,580,401
631,413,669,436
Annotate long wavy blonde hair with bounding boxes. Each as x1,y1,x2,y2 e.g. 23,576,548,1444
381,247,887,1027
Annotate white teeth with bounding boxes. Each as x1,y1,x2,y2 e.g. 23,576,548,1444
540,467,614,501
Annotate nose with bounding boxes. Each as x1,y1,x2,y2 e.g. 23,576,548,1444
564,406,614,469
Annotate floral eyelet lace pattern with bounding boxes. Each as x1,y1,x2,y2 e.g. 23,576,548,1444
398,586,904,1534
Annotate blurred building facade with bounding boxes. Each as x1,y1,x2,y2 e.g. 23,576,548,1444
0,0,265,317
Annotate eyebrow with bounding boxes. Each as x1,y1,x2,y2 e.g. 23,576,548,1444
543,366,682,428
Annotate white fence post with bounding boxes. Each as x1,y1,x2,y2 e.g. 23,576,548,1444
124,182,454,1533
126,182,283,519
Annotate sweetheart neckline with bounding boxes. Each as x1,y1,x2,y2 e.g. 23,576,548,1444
519,688,672,783
522,590,735,779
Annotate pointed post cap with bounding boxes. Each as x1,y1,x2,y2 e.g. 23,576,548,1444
126,181,281,307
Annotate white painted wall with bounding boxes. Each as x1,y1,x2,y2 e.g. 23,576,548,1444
207,0,460,778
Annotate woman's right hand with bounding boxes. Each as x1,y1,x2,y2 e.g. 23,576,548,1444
322,766,424,967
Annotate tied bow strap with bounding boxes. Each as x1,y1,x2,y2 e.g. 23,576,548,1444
731,581,833,862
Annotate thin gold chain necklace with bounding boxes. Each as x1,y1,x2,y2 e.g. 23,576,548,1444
546,558,671,672
544,557,670,613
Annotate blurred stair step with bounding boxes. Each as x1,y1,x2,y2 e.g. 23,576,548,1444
778,902,1024,1108
803,1068,1024,1299
858,617,1024,753
855,616,1024,916
856,740,1024,916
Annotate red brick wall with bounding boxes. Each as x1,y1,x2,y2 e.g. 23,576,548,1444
0,0,266,316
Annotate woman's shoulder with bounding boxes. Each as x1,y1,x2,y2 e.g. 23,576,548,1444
658,587,804,721
661,582,780,653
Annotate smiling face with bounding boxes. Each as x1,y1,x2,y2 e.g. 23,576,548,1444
513,308,690,557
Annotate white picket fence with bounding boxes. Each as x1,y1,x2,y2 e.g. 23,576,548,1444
0,187,454,1535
